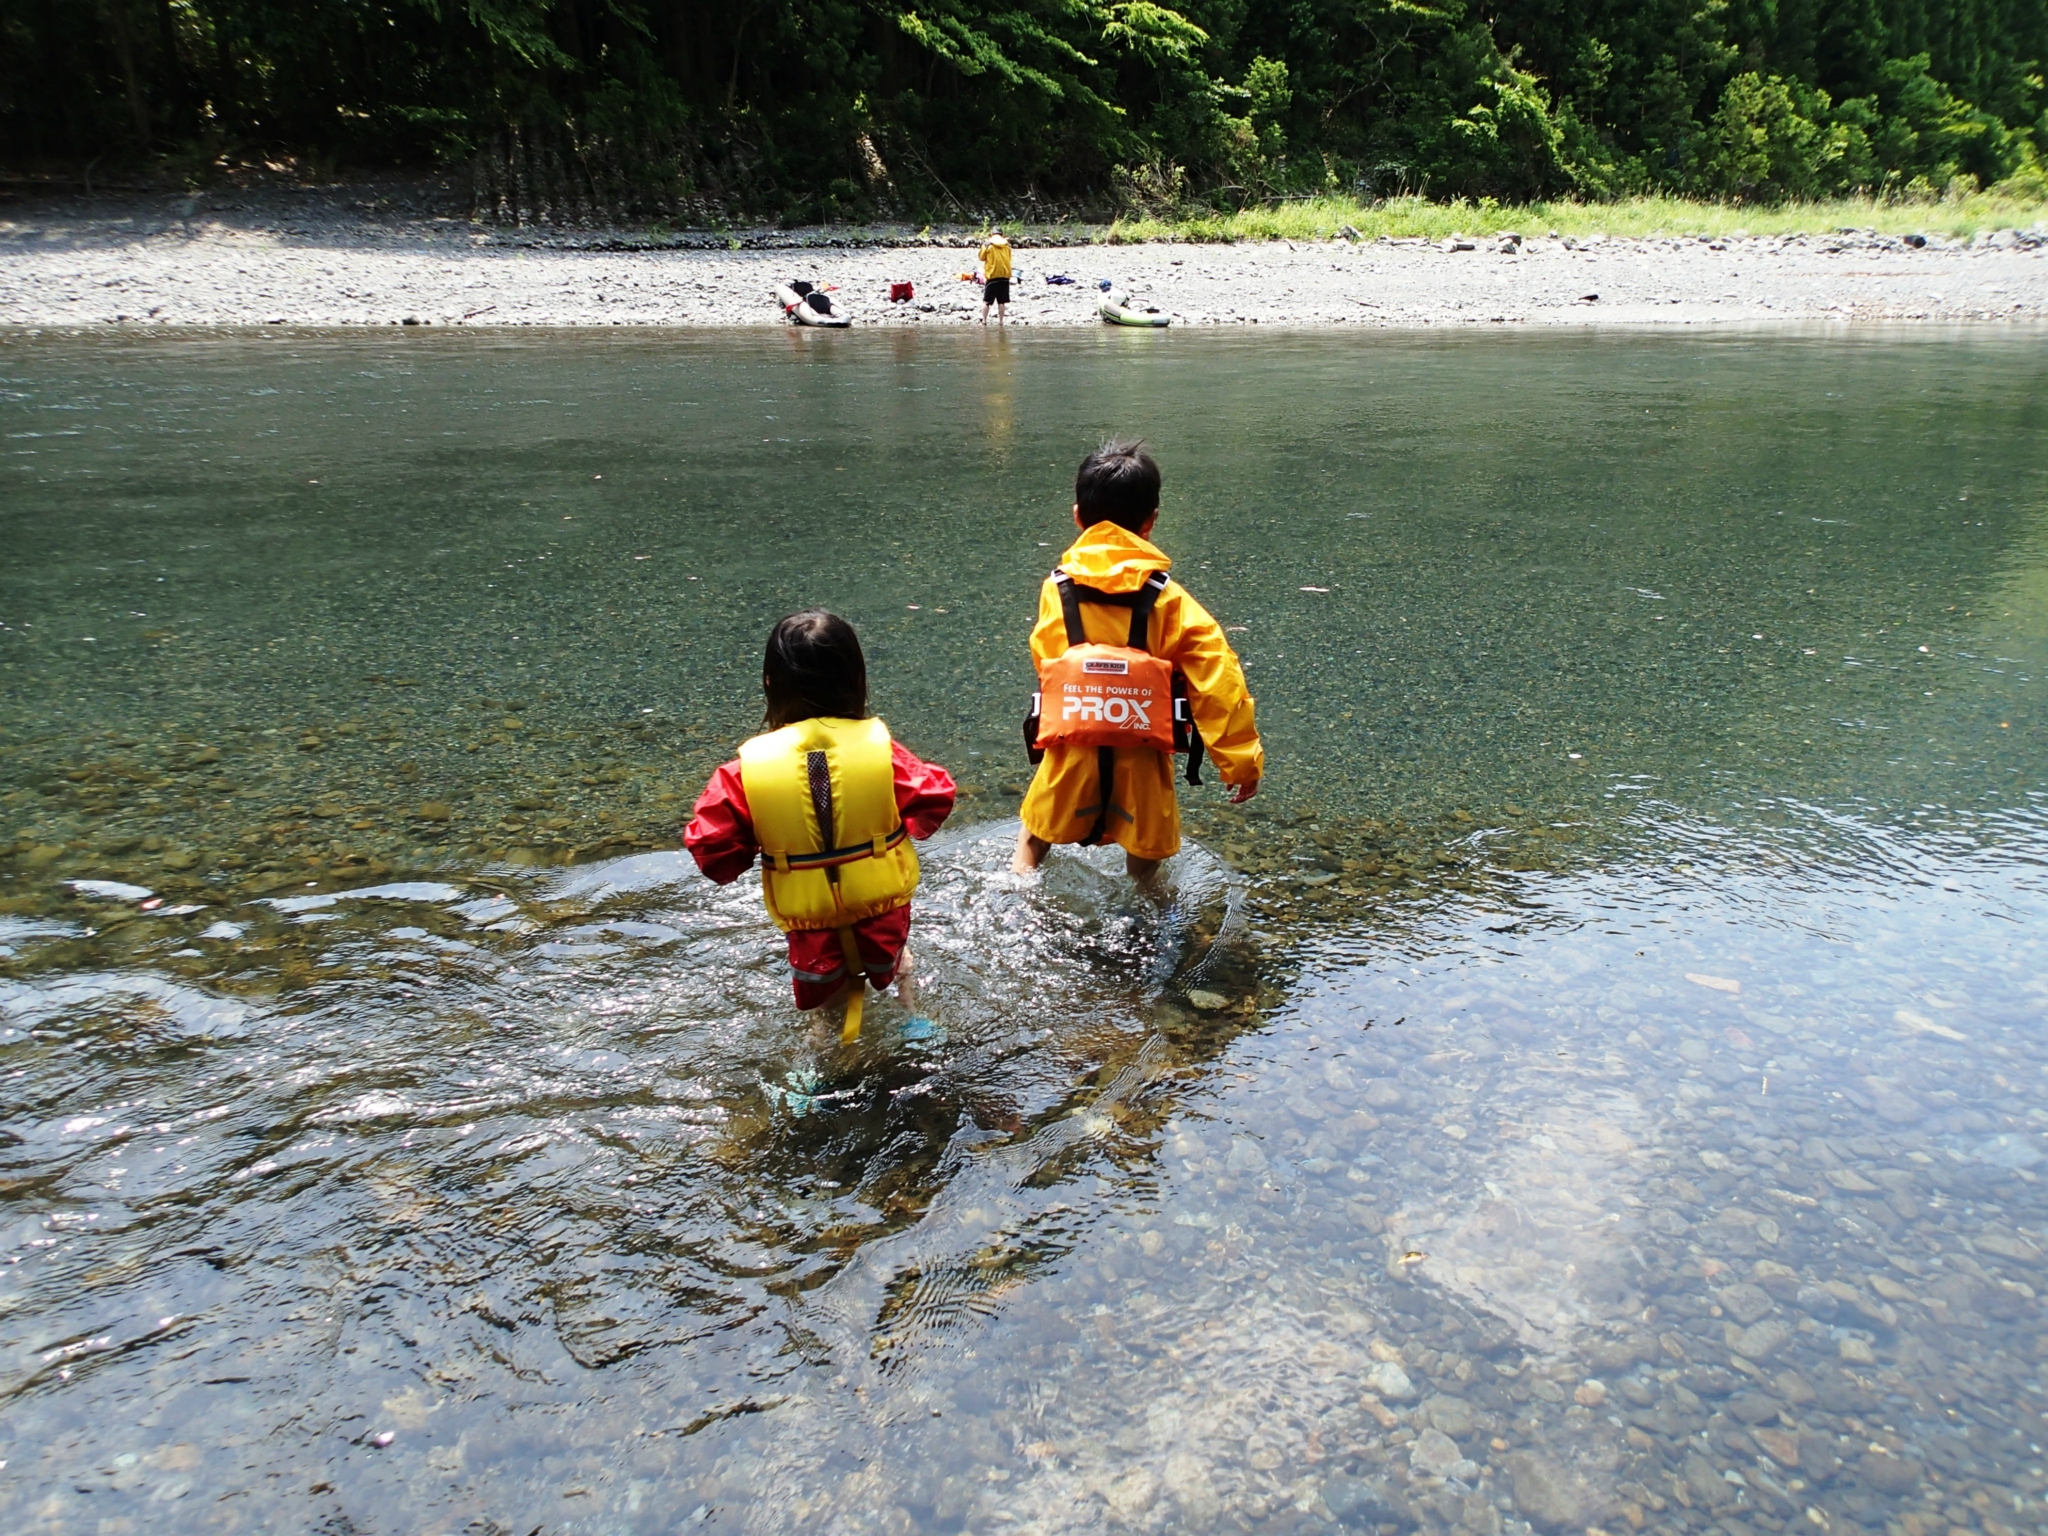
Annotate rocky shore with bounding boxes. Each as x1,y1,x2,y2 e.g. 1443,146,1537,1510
3,188,2045,329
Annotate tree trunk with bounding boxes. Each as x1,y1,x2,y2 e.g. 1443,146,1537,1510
103,0,153,148
154,0,189,128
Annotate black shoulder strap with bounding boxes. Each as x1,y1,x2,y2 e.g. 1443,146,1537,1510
1054,570,1087,648
1053,568,1167,652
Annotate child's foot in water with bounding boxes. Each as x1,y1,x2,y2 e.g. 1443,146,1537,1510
899,1014,946,1048
774,1064,827,1116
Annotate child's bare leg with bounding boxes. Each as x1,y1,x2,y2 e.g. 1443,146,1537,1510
1012,828,1051,873
806,1001,841,1053
893,944,918,1011
1125,853,1164,884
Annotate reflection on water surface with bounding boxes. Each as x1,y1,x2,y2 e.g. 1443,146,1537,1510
3,329,2047,1534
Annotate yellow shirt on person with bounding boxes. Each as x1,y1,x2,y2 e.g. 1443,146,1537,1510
978,237,1013,280
1020,522,1262,861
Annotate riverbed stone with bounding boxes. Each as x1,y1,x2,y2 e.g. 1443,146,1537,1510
1856,1452,1923,1494
1753,1427,1800,1467
1365,1361,1417,1401
1423,1394,1476,1437
1974,1228,2043,1264
1725,1390,1780,1424
1507,1451,1606,1530
1717,1282,1775,1325
1321,1472,1409,1529
1770,1369,1815,1404
1104,1465,1158,1522
1800,1432,1844,1481
1411,1428,1464,1477
1163,1450,1219,1527
1796,1284,1839,1318
1752,1260,1801,1300
1723,1319,1792,1359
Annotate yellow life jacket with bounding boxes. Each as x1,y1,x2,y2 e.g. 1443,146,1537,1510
738,716,919,934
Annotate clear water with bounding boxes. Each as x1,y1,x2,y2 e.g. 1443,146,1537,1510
3,328,2048,1534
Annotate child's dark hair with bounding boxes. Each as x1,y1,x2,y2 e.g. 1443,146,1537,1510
1075,439,1161,532
762,611,868,727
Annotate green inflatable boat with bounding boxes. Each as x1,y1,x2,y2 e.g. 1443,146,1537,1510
1100,292,1171,327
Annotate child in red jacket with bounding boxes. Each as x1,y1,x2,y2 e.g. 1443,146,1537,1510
685,611,954,1036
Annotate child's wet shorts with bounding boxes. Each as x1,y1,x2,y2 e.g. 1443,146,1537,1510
983,277,1011,303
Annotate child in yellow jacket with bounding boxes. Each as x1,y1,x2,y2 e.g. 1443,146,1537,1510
1013,440,1262,879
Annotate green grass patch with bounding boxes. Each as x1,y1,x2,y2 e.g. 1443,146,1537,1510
1089,191,2048,244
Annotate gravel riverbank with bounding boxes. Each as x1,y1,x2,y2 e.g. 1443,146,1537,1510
4,188,2046,329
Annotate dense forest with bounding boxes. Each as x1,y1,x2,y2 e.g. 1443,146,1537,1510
3,0,2044,219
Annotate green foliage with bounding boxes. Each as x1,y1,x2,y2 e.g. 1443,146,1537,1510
1,0,2043,215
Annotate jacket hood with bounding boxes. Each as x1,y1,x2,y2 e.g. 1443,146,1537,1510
1058,522,1171,592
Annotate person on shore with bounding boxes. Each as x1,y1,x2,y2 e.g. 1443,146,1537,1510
978,226,1013,325
1013,440,1262,881
686,611,955,1042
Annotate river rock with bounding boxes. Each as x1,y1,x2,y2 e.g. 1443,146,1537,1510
1225,1137,1268,1174
1752,1260,1801,1300
1753,1427,1800,1467
1826,1167,1882,1194
1682,1453,1731,1508
1724,1319,1792,1359
1770,1370,1816,1404
1365,1360,1417,1401
1970,1135,2044,1170
1163,1451,1219,1527
1411,1428,1465,1477
1717,1282,1775,1325
1800,1431,1844,1481
1974,1227,2043,1263
1104,1465,1158,1522
1856,1452,1923,1494
1321,1473,1410,1530
1507,1451,1606,1530
1423,1394,1476,1437
1796,1284,1839,1318
1725,1390,1781,1424
1867,1086,1922,1124
1838,1336,1877,1364
1185,989,1229,1011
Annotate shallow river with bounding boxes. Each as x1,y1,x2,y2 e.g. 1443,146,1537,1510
3,328,2048,1536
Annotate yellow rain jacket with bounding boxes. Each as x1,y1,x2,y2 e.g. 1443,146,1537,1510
1021,523,1261,860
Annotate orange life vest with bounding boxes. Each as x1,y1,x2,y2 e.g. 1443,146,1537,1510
1036,642,1177,754
1024,570,1204,847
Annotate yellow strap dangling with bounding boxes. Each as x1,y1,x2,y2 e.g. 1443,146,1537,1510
835,926,866,1043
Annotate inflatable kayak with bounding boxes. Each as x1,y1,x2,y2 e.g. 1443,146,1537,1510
777,281,851,328
1100,292,1170,327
